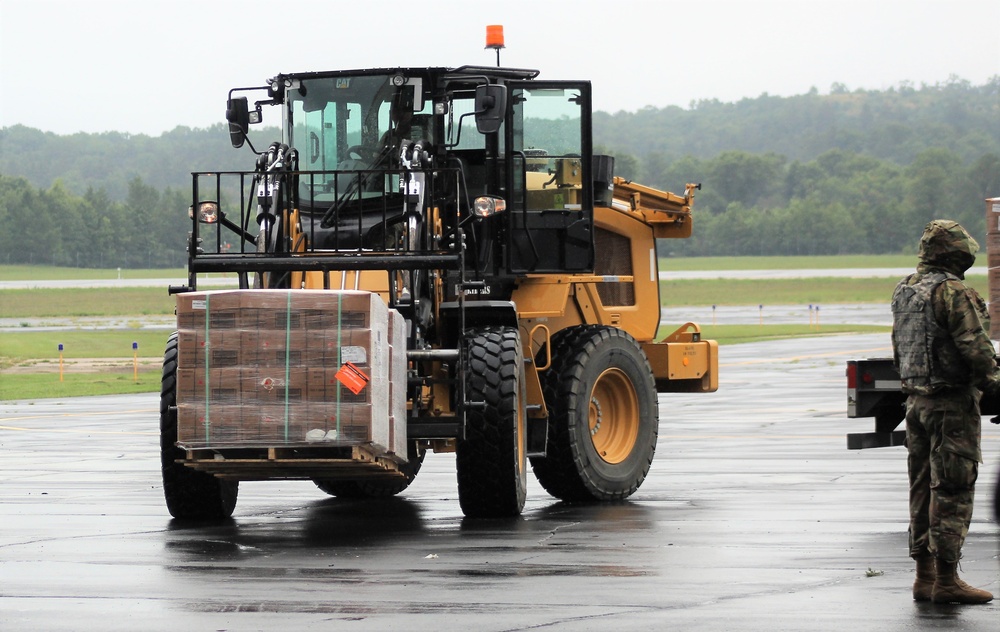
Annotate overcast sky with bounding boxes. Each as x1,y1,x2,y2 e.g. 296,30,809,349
1,0,997,137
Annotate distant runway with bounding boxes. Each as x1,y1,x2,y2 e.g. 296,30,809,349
1,267,985,290
0,276,235,290
661,303,891,327
660,266,986,280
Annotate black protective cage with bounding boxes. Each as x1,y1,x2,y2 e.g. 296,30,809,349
175,166,484,440
180,167,467,289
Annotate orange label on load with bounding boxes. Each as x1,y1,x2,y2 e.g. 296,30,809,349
335,362,370,395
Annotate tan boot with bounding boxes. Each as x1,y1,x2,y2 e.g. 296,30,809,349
912,554,935,601
932,559,993,604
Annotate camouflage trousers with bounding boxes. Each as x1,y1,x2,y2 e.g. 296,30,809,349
905,388,983,562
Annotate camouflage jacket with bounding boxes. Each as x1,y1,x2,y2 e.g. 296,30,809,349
892,266,998,396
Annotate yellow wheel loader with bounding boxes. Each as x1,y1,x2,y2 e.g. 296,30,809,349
161,64,717,520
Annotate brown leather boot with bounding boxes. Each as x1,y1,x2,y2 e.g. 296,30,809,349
912,554,935,601
932,559,993,604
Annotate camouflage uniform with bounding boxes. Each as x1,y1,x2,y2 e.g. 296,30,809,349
891,220,999,566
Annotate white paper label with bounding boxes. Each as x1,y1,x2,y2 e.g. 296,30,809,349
341,345,368,364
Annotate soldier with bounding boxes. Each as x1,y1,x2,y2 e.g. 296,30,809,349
891,219,998,604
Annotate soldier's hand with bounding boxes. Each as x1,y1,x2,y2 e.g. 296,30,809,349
982,373,1000,398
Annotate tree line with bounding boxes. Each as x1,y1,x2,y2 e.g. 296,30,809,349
0,175,190,268
2,145,993,266
648,147,999,257
595,76,999,168
0,76,997,266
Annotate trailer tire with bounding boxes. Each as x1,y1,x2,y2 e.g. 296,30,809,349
530,326,657,502
160,332,239,520
314,446,424,498
456,327,528,518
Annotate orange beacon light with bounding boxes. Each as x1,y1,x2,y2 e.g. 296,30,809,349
486,25,504,65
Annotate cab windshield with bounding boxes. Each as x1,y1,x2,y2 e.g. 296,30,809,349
286,74,430,206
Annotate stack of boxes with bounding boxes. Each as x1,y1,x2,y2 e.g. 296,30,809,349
175,290,407,460
987,197,1000,339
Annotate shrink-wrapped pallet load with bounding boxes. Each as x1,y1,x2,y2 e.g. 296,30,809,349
174,290,403,460
985,198,1000,339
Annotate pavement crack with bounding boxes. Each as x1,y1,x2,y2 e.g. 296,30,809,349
537,521,580,546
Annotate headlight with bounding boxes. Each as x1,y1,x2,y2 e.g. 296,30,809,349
188,201,219,224
473,195,506,219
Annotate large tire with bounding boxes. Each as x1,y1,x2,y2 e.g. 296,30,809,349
160,332,239,520
314,445,425,498
530,325,658,502
455,327,528,518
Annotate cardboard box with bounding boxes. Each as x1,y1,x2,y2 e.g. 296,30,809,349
300,402,379,444
389,416,404,459
989,268,1000,298
176,403,245,446
176,367,245,406
248,405,302,443
305,328,383,365
177,330,242,370
307,367,375,404
176,290,243,330
177,289,386,332
986,197,1000,236
986,233,1000,254
240,330,309,368
387,309,408,457
221,403,378,446
242,368,309,404
178,401,387,449
288,290,386,329
990,300,1000,340
387,307,406,346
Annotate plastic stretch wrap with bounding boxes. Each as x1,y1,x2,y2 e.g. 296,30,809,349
175,290,402,456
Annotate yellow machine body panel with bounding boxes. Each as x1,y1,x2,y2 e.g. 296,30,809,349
644,323,719,393
514,205,660,341
514,181,716,397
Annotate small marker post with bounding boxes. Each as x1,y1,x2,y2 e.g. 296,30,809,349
133,341,139,383
58,343,64,382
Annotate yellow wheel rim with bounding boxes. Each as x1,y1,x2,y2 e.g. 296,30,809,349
588,368,639,464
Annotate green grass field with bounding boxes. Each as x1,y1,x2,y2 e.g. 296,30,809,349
0,330,169,399
0,330,170,365
0,258,913,400
2,288,177,319
660,254,917,271
0,265,187,281
0,372,161,400
4,277,985,318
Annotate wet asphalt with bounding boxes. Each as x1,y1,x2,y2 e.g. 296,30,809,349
2,332,998,630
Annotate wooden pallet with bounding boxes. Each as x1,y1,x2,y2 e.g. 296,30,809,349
181,444,405,481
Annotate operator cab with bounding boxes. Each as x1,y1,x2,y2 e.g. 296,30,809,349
225,66,597,275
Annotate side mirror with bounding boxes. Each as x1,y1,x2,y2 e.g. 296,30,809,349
226,97,250,149
474,84,506,135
